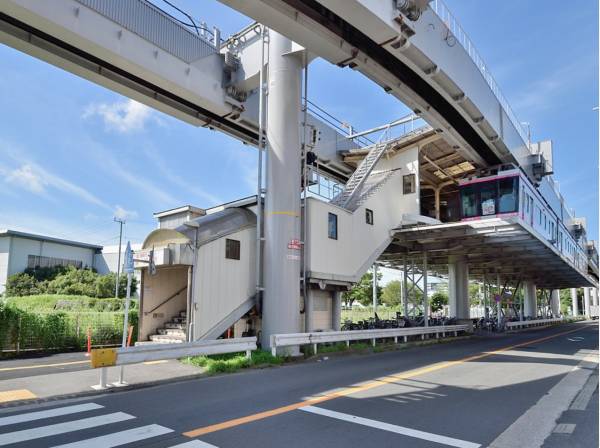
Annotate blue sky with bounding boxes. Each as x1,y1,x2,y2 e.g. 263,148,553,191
0,0,597,250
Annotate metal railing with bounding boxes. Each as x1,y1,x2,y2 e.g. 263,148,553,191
90,336,257,389
270,324,470,356
505,317,563,329
430,0,529,146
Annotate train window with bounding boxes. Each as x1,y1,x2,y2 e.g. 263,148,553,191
480,183,496,215
498,177,518,213
460,185,478,218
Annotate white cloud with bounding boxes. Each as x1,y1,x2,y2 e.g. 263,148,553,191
83,99,158,133
113,205,138,220
1,161,111,210
5,164,46,194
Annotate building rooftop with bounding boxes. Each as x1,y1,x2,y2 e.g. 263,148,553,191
153,205,206,219
0,229,103,251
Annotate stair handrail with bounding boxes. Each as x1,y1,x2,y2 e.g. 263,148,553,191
144,285,188,315
341,123,392,209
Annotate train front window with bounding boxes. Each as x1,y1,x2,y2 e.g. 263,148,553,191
461,185,478,218
498,177,518,213
480,183,496,215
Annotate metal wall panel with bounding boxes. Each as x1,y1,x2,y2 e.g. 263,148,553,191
76,0,216,62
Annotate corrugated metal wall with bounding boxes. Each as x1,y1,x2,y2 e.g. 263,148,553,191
76,0,216,62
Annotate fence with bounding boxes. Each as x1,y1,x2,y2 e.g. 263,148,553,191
270,324,470,356
505,317,563,330
0,308,138,354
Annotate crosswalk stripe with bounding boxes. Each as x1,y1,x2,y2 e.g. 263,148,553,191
0,412,134,446
299,406,481,448
50,424,173,447
170,441,220,447
0,403,103,427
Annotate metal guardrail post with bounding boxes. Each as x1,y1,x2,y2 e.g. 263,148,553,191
92,367,109,390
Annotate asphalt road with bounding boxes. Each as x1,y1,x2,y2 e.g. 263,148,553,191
0,321,597,448
0,352,91,381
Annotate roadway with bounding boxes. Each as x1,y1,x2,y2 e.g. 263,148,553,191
0,321,597,447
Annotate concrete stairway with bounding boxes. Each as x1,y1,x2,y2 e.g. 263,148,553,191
148,310,187,344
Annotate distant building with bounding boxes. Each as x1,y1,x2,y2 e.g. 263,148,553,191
0,229,102,295
0,229,142,295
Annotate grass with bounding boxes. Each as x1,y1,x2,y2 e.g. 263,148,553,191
183,350,284,375
4,295,138,312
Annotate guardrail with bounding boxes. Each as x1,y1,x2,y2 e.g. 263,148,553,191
90,337,257,389
505,318,563,330
430,0,529,146
270,325,470,356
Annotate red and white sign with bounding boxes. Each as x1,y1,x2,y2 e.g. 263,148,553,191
287,239,302,250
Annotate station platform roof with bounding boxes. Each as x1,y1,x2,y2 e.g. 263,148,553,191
382,217,598,289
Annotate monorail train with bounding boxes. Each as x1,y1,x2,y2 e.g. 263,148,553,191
458,166,587,272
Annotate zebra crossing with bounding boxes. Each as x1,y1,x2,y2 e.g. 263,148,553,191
0,402,217,447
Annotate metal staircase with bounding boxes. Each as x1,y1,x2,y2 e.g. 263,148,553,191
331,125,392,211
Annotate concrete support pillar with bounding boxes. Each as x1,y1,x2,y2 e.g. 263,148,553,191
571,288,579,316
592,288,599,307
332,290,342,331
550,290,560,317
261,31,302,349
448,256,469,319
583,287,591,317
523,281,536,318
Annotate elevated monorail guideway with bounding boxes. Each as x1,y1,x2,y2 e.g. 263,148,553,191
1,0,597,345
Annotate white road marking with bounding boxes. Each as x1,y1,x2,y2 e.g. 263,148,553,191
553,423,576,434
570,374,598,410
50,424,173,447
169,441,220,447
0,403,103,427
0,412,134,446
299,405,481,448
489,354,599,448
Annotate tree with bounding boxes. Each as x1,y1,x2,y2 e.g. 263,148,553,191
5,273,40,297
381,280,401,307
342,270,382,307
430,291,448,312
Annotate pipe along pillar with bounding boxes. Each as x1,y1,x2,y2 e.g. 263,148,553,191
261,31,303,351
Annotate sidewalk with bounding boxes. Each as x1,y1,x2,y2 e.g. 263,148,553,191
0,354,204,406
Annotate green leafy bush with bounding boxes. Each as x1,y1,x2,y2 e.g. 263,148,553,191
5,273,40,297
5,266,137,299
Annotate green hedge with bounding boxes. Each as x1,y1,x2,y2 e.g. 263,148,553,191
4,295,139,313
0,301,138,354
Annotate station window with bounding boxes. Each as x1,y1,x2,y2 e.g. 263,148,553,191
328,212,338,240
403,174,416,194
365,209,374,225
225,238,241,260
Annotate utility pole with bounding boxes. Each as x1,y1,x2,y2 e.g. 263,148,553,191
114,217,125,298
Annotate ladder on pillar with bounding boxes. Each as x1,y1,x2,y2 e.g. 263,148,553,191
331,125,392,211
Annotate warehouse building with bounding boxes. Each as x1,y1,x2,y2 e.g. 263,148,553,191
0,229,142,295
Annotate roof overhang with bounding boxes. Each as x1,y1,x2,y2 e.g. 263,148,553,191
383,217,598,289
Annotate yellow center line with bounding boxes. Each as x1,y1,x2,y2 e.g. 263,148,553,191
183,325,589,438
0,360,89,372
